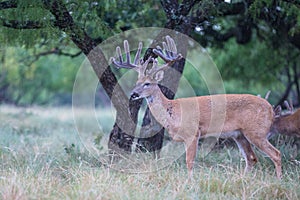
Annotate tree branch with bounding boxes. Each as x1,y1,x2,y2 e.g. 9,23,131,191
160,0,179,19
24,48,82,66
281,0,300,6
0,0,17,10
217,1,246,16
37,48,82,58
42,0,101,54
178,0,201,16
0,17,48,29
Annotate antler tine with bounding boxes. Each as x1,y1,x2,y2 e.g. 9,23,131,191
124,40,131,66
147,56,176,77
284,100,294,114
289,99,294,112
146,58,159,75
162,41,170,58
139,56,152,76
110,40,143,70
274,105,282,118
134,42,143,65
115,46,123,66
166,35,177,57
264,90,271,100
284,100,291,112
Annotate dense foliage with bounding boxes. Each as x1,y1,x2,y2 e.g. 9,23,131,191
1,47,82,105
0,0,299,106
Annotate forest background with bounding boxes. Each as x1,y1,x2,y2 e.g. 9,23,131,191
1,0,300,107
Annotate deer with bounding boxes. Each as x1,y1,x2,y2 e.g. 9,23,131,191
110,36,282,179
271,101,300,138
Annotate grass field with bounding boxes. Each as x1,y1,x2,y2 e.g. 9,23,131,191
0,105,299,200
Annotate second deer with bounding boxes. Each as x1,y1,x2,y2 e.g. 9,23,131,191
111,36,282,179
271,101,300,138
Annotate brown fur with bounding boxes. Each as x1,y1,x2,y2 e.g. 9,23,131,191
132,82,282,178
271,109,300,137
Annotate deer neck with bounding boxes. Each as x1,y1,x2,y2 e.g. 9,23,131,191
145,85,175,129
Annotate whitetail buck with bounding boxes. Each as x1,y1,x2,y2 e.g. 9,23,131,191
271,101,300,138
111,36,282,178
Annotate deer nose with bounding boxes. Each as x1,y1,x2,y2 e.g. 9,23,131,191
130,92,140,100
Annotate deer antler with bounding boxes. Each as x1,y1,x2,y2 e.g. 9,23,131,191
110,40,142,69
274,100,294,118
153,35,182,63
110,36,183,77
149,35,183,75
110,40,151,77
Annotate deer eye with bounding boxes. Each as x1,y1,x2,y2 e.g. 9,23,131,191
143,83,150,88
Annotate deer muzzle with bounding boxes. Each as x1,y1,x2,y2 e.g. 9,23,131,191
130,92,140,100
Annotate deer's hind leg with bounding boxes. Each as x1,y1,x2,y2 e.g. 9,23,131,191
233,133,258,174
243,130,282,179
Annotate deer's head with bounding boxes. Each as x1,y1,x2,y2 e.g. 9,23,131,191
110,36,182,100
274,100,294,119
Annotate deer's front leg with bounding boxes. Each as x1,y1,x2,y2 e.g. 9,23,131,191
184,135,200,178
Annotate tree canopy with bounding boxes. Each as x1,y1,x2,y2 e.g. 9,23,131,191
0,0,299,105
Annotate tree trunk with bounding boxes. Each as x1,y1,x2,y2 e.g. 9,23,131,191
293,62,300,106
43,0,193,157
43,0,140,155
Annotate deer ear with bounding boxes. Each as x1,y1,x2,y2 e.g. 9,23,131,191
154,70,164,82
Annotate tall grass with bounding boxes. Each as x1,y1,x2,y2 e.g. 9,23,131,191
0,105,299,199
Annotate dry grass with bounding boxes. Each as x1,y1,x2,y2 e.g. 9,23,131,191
0,105,299,200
